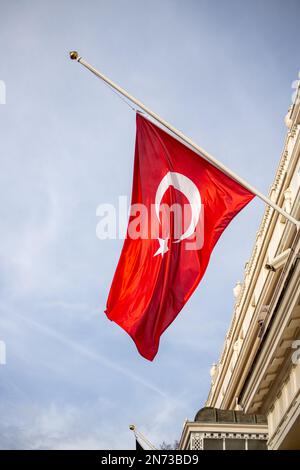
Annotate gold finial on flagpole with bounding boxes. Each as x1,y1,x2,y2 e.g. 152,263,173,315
69,51,79,60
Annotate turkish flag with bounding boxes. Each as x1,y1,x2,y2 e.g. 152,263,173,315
105,114,254,360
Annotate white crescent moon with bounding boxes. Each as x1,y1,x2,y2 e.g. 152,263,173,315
155,172,201,242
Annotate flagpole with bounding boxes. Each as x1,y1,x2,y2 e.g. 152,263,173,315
69,51,300,229
129,424,157,450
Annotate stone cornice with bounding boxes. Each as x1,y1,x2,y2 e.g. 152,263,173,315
206,112,300,408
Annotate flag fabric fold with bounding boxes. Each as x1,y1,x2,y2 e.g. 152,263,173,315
105,113,254,360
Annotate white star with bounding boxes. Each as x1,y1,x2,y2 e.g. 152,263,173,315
154,238,169,257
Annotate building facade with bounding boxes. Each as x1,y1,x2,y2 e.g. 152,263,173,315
180,74,300,450
179,407,268,450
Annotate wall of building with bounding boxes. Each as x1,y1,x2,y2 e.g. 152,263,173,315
205,74,300,449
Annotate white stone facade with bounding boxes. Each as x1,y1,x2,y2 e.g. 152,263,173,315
205,74,300,449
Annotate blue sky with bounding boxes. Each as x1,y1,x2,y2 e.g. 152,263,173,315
0,0,299,449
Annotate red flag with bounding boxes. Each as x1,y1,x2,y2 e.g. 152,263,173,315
105,114,254,360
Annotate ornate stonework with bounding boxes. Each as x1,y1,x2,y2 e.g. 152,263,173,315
203,74,300,449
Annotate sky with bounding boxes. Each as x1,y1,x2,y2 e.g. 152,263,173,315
0,0,299,450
